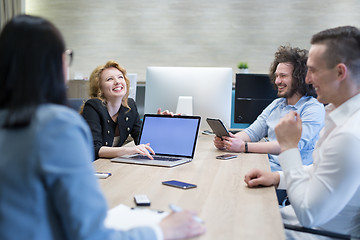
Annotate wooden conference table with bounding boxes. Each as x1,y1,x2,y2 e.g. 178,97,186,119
93,134,285,240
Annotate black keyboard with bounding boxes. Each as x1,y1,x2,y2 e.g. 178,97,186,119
129,155,181,162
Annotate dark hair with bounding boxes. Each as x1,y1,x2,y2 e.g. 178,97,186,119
269,45,316,97
311,26,360,78
0,15,67,128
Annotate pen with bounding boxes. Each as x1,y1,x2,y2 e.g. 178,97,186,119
94,172,111,179
131,207,164,213
169,204,204,223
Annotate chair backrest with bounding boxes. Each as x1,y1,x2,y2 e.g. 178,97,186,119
284,224,355,240
67,98,86,112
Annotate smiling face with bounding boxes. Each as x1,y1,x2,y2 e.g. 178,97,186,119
99,67,127,101
306,44,338,105
274,62,297,99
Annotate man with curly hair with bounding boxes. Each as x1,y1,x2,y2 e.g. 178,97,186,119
214,46,325,172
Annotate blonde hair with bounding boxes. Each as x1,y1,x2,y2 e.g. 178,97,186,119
82,61,131,113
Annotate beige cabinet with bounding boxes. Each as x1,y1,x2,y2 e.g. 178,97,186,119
67,80,89,99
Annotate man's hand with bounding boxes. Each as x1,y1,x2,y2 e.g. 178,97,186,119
213,136,226,150
275,111,302,153
244,169,280,188
222,133,246,152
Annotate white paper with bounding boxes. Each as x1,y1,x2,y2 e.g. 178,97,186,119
105,204,168,230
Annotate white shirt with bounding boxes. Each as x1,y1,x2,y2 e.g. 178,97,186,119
278,93,360,238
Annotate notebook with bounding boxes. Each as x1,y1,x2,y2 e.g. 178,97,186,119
111,114,201,167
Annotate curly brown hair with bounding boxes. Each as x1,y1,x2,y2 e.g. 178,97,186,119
269,46,316,97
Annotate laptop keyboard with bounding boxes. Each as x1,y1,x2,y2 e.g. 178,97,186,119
129,155,181,162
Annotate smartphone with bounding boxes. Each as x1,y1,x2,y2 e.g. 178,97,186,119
206,118,230,139
162,180,197,189
216,154,237,160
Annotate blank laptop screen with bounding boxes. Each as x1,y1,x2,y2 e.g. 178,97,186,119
139,116,200,157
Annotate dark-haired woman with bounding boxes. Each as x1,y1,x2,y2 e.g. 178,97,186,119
0,15,205,240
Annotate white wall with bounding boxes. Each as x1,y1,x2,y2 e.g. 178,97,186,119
25,0,360,82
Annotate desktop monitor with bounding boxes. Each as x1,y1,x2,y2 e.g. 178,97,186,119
234,73,278,124
144,67,233,130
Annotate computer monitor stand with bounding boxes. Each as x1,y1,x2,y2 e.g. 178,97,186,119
176,96,193,116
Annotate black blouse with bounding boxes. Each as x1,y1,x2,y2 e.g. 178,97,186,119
82,98,142,160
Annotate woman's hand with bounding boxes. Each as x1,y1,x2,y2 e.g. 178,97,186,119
157,108,183,116
160,210,206,240
128,143,155,160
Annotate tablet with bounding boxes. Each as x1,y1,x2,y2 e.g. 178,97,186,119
206,118,230,139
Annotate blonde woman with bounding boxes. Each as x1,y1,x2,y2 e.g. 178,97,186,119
82,61,162,160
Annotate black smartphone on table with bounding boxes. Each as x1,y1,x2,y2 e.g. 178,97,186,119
206,118,230,139
162,180,197,189
216,154,237,160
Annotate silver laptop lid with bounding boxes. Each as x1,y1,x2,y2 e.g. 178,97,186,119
139,114,201,158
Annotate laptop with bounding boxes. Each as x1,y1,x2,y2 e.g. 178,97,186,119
111,114,201,167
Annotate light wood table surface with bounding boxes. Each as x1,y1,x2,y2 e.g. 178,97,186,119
93,134,285,240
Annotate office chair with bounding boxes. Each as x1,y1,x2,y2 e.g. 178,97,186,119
67,98,86,112
284,223,360,240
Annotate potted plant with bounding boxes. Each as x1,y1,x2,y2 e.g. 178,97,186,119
237,62,249,73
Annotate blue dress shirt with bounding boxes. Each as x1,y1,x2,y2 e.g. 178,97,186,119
244,96,325,171
0,104,157,240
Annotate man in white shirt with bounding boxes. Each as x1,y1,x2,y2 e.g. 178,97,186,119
244,26,360,239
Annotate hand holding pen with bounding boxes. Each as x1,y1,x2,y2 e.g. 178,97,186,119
159,205,206,239
169,204,204,223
